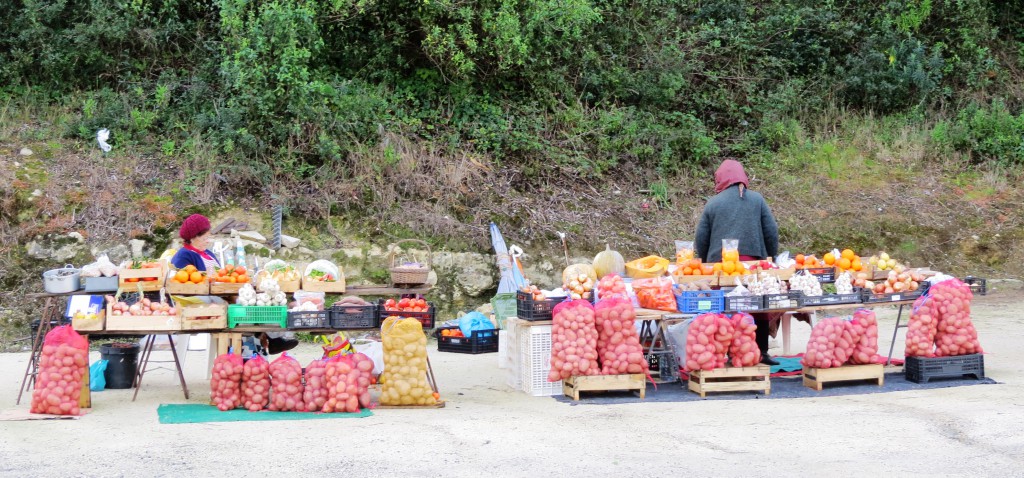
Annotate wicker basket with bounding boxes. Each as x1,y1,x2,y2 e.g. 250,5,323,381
388,239,432,286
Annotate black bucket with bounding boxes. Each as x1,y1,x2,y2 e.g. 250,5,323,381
100,343,140,389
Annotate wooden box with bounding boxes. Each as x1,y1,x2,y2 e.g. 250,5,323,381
688,365,771,398
118,266,166,292
803,364,884,391
180,303,228,330
563,374,646,401
301,276,346,293
72,310,106,332
105,304,181,331
165,278,211,295
210,281,248,295
673,273,720,287
255,272,300,293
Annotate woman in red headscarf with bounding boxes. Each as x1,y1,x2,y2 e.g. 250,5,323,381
171,214,221,272
695,159,782,365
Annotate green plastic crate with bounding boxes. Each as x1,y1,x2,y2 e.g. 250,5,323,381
227,305,287,328
491,293,517,329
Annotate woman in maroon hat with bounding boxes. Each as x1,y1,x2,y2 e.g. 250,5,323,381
171,214,221,272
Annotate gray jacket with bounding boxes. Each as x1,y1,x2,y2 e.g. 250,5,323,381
695,185,779,262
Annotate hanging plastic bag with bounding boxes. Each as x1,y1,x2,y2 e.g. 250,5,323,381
352,339,384,375
31,325,88,415
458,311,495,338
89,360,108,392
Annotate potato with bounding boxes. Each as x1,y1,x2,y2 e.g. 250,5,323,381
31,329,89,416
549,300,601,380
269,353,304,411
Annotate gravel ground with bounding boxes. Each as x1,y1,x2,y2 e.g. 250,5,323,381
1,284,1022,477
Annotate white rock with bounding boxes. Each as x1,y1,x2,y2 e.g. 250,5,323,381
68,232,85,243
30,189,42,197
129,239,146,258
231,230,267,243
19,148,32,156
280,234,300,248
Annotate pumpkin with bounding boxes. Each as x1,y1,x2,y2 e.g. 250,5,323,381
593,244,625,279
624,255,670,279
562,263,597,285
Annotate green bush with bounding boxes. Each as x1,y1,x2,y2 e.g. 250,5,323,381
932,100,1024,165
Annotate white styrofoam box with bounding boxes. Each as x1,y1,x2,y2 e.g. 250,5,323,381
504,319,523,390
519,323,561,396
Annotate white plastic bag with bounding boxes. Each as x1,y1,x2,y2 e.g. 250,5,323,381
352,339,384,375
665,318,696,371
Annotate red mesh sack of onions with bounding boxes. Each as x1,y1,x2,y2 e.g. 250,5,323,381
323,353,375,413
596,274,629,301
931,279,983,357
547,299,601,381
210,353,244,411
268,352,304,411
241,354,271,411
847,308,879,365
594,296,649,375
684,313,733,372
802,317,859,368
727,313,760,367
302,358,329,412
30,325,88,416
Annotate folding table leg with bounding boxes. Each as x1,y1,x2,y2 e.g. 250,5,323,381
132,335,157,402
886,304,907,366
166,335,190,399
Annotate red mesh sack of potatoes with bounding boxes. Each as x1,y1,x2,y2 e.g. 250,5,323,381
323,353,375,413
595,297,649,375
847,308,879,365
727,312,760,367
547,299,600,381
210,352,244,411
30,325,88,416
684,313,733,372
268,352,304,411
802,317,858,368
931,279,983,357
302,358,329,412
596,274,629,301
241,354,270,412
905,294,938,358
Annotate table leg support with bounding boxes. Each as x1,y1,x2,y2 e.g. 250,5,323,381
886,304,907,366
132,335,157,402
167,335,190,399
17,298,55,405
781,313,792,356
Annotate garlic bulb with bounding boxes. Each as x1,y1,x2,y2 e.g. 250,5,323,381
789,272,823,296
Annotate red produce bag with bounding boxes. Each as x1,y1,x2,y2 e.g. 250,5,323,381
931,279,983,357
302,358,329,412
241,354,270,412
802,317,858,369
847,309,879,364
727,313,759,367
268,352,304,411
596,274,629,301
323,353,374,413
633,277,678,312
594,297,648,375
905,293,938,358
684,313,733,372
210,353,244,411
547,299,601,381
30,325,88,415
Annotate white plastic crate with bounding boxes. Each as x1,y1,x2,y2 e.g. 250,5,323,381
502,320,522,390
518,323,562,396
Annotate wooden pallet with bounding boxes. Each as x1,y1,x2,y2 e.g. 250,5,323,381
687,366,771,398
803,364,884,391
563,374,646,400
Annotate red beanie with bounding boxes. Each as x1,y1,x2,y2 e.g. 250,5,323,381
179,214,211,241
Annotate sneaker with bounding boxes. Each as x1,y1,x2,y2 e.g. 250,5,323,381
760,353,780,366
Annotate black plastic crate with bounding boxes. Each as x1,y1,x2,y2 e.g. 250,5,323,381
962,276,987,296
377,299,436,330
764,291,804,310
329,304,377,329
724,294,766,312
645,350,680,383
675,290,725,314
516,290,564,321
805,267,836,283
905,354,984,383
287,310,331,329
435,327,499,354
801,292,862,306
861,288,923,303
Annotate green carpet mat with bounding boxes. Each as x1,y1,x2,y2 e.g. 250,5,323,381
158,404,372,424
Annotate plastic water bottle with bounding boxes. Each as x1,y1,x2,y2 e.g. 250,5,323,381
236,240,246,269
